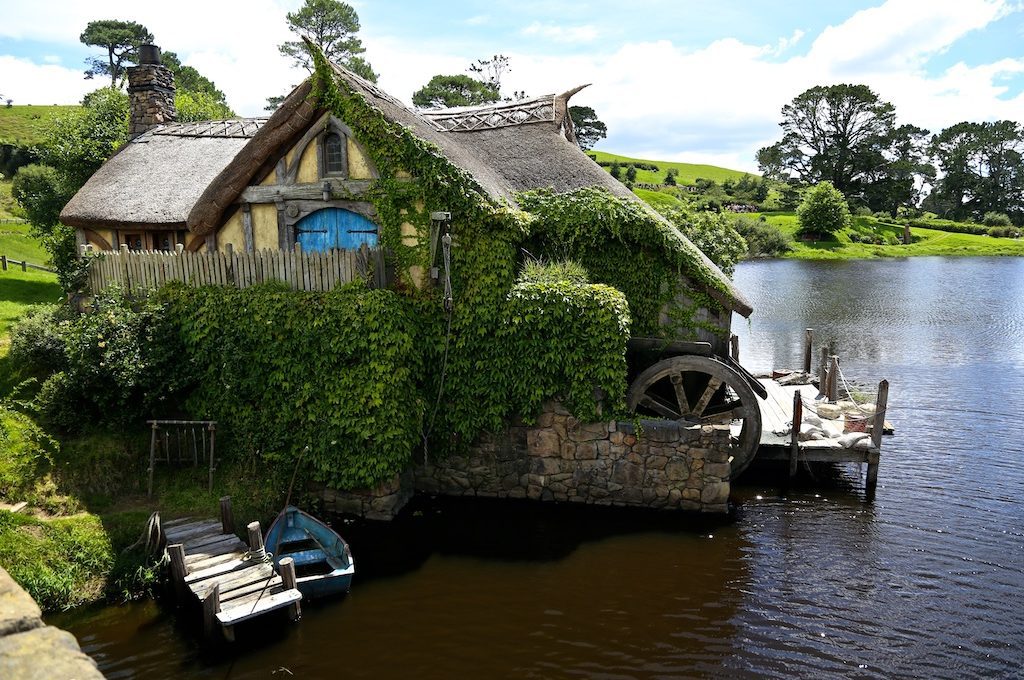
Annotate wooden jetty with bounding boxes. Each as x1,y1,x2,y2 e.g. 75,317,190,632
161,497,302,642
746,329,892,499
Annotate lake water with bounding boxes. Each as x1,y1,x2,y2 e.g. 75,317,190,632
52,257,1024,678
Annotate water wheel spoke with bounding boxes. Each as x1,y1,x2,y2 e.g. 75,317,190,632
670,373,692,415
701,400,747,424
639,394,681,420
692,377,723,417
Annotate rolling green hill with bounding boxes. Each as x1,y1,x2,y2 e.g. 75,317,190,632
589,150,756,186
0,105,78,145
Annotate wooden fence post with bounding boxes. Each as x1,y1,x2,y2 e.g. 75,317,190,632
730,334,740,361
219,496,234,535
790,390,803,478
207,423,216,493
1,255,6,270
167,543,188,603
803,328,813,374
147,422,159,498
279,557,301,621
20,259,26,272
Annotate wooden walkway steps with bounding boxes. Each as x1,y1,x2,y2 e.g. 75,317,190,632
161,497,301,642
752,377,894,498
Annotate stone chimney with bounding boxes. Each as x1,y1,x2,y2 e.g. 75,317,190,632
127,44,176,138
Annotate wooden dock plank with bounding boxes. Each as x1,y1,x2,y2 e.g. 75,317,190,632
185,548,247,571
164,520,223,543
183,533,243,552
184,557,253,585
191,564,274,599
162,516,196,528
219,576,283,604
216,589,302,626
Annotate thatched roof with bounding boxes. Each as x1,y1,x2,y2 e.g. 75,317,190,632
61,119,267,231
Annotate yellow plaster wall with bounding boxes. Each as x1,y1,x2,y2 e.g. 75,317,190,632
85,228,115,250
252,205,279,250
295,141,319,184
348,138,375,179
259,166,276,186
217,211,244,253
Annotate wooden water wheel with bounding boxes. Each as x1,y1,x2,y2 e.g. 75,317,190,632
625,354,762,480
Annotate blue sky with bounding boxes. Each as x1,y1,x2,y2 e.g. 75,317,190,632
1,0,1022,171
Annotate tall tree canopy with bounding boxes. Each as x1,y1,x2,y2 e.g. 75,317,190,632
278,0,377,82
160,51,235,121
757,83,934,212
80,19,153,88
412,74,500,109
569,106,607,151
927,120,1024,223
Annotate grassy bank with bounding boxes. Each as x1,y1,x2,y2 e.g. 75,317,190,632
0,220,61,341
590,150,753,185
0,105,77,146
746,213,1024,259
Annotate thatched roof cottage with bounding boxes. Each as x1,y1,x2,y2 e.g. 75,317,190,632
61,45,751,348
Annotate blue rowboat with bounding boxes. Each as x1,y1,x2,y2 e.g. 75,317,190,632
265,506,355,600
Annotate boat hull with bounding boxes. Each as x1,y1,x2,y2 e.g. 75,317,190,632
265,506,355,601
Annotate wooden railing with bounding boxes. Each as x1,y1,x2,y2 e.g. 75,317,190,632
86,243,385,293
1,255,55,273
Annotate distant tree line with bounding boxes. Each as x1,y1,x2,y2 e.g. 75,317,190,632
757,83,1024,225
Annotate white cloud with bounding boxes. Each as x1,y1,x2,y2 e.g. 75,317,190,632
0,56,93,106
42,55,62,64
773,29,805,55
521,22,599,43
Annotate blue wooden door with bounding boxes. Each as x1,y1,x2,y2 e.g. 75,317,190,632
295,208,379,252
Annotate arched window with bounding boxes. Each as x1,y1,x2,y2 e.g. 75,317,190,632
324,132,346,175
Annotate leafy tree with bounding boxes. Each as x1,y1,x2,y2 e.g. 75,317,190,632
757,84,901,198
39,88,129,188
664,168,678,186
928,120,1024,223
625,165,637,183
469,54,511,91
279,0,377,82
412,74,499,109
569,106,607,151
176,91,234,122
609,162,621,180
11,164,68,231
797,181,851,237
80,20,153,88
983,211,1013,227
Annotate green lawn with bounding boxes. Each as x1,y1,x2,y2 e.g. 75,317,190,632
0,179,24,220
0,105,77,146
745,212,1024,259
0,221,60,339
590,150,755,186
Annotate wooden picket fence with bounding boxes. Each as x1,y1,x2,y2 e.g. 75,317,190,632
86,243,385,294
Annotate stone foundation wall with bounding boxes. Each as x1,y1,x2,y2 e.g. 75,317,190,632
316,472,414,521
415,403,732,513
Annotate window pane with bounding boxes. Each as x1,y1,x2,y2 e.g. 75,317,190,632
325,133,345,174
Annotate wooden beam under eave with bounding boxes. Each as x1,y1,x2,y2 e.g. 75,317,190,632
238,179,375,204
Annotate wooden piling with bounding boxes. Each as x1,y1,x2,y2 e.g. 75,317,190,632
219,496,234,535
730,334,740,361
203,583,221,641
168,543,188,602
803,328,813,373
866,379,888,499
789,390,803,478
207,422,216,493
827,355,840,401
279,557,301,621
246,521,264,556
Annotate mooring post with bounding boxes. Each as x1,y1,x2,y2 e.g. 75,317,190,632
730,334,740,361
202,582,221,641
827,355,840,401
818,346,829,397
866,379,889,500
147,421,159,498
219,496,234,535
246,521,265,559
790,390,803,478
279,557,302,621
803,328,813,374
167,543,188,603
